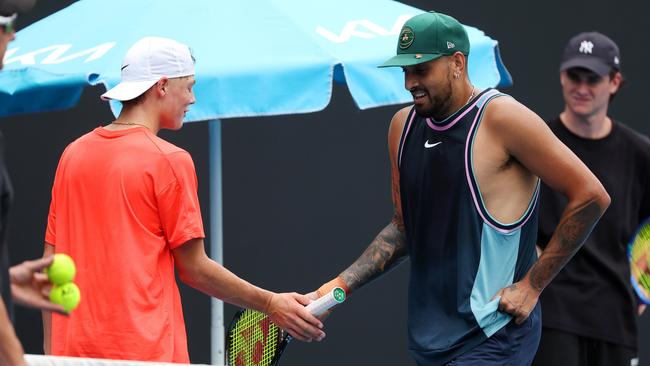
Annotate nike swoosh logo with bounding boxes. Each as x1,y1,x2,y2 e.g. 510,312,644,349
424,140,442,148
121,64,129,71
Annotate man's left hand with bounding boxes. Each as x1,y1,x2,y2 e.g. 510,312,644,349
10,256,66,314
494,280,540,325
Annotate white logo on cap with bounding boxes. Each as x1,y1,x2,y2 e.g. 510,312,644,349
614,56,620,65
447,41,455,49
579,40,594,54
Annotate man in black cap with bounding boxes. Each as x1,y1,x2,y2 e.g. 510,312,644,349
533,32,650,366
0,1,68,364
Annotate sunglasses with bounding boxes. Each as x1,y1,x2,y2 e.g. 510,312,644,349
0,13,16,34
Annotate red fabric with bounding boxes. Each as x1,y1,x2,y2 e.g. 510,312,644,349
46,127,204,362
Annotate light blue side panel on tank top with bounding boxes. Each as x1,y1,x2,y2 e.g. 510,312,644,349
470,222,519,337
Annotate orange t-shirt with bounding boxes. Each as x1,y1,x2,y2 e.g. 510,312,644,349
45,126,205,363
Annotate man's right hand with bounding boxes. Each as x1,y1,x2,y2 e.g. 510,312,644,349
10,256,66,314
265,292,325,342
307,290,334,321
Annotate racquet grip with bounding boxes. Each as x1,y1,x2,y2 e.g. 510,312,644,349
306,287,346,316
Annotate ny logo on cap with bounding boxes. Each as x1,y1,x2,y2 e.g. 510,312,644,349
579,40,594,54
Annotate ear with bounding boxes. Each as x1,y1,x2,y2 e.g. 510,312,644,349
449,52,467,79
154,77,169,97
608,71,622,95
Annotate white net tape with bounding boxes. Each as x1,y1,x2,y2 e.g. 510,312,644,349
25,355,213,366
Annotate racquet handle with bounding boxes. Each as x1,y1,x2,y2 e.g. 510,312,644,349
306,287,346,316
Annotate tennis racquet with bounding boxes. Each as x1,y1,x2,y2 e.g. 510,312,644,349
629,217,650,305
226,287,346,366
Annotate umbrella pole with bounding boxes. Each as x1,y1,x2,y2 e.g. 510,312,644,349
209,119,225,365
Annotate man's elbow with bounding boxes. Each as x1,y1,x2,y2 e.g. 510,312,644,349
567,176,611,218
598,189,611,213
177,265,202,288
586,180,611,214
177,256,213,291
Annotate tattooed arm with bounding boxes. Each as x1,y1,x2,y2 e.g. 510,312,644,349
497,199,606,323
526,200,603,292
485,98,610,324
338,215,408,293
316,107,412,297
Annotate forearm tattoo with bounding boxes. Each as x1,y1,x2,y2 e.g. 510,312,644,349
340,216,408,292
529,200,603,291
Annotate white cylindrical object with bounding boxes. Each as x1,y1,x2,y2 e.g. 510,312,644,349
305,287,346,316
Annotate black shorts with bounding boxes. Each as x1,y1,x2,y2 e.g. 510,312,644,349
532,327,637,366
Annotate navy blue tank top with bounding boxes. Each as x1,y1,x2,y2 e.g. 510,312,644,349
398,88,540,365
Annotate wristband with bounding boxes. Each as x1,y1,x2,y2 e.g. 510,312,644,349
316,277,349,298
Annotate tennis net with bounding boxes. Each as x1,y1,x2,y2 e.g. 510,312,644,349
25,355,214,366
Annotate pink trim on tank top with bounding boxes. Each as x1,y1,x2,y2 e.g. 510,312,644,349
463,91,537,234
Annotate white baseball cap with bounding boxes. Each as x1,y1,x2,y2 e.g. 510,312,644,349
101,36,195,101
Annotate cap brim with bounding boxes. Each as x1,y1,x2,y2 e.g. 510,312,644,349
100,79,158,101
378,53,444,68
560,57,612,76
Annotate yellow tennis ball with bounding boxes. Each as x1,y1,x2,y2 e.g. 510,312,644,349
49,282,81,313
46,253,76,285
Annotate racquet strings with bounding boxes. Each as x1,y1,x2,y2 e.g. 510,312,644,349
631,222,650,293
228,309,280,366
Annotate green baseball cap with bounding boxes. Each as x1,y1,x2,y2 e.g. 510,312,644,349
379,11,470,68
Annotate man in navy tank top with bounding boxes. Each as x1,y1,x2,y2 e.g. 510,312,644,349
313,11,611,366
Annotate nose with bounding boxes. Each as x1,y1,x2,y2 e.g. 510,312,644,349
189,91,196,105
574,80,590,95
404,71,418,91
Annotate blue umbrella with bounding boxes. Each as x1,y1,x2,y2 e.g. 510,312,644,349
0,1,512,363
0,0,511,119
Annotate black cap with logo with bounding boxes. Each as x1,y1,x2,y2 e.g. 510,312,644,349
560,31,620,77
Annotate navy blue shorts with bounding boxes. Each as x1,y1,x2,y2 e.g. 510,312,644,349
445,303,542,366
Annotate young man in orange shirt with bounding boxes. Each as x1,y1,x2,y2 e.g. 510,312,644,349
42,36,325,363
0,1,68,365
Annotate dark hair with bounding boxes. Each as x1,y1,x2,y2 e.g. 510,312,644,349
120,93,145,108
609,68,624,102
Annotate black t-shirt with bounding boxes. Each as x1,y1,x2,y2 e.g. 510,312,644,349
538,117,650,348
0,132,12,319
